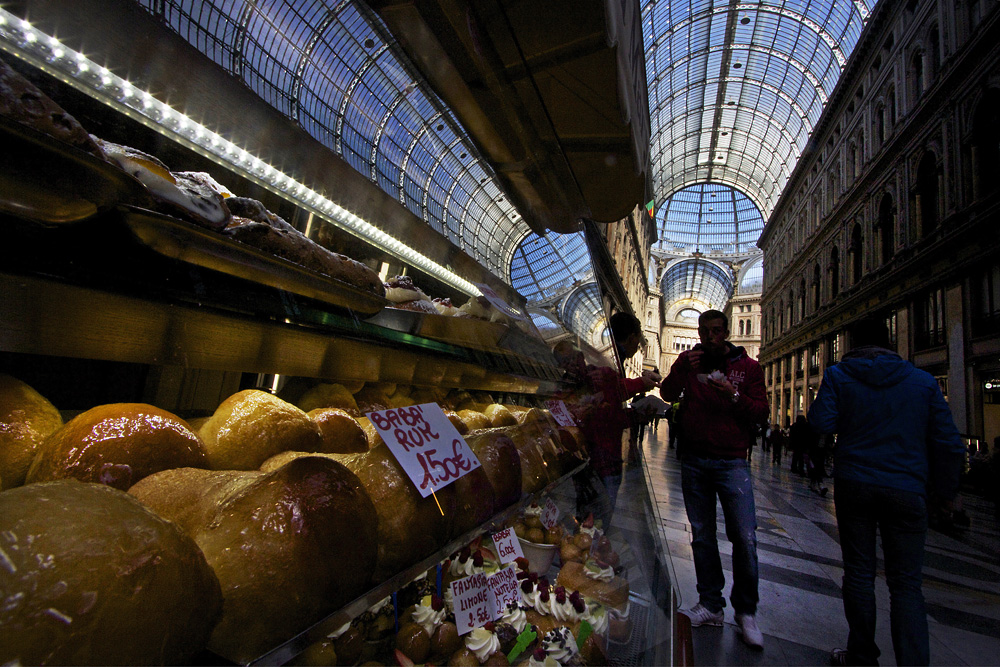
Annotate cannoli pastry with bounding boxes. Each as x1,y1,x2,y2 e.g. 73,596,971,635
0,56,106,160
96,138,231,230
385,275,439,313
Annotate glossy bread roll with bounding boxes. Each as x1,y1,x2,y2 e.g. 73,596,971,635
25,403,207,491
330,444,456,580
130,456,377,663
199,389,322,470
297,382,361,416
0,373,63,489
0,480,222,665
308,407,369,453
465,430,522,510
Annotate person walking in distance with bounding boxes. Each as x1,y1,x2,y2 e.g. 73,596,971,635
808,317,966,666
660,310,769,649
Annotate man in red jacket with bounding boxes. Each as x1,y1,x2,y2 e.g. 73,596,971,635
660,309,769,649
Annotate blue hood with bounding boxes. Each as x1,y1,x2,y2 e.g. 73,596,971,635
838,346,913,388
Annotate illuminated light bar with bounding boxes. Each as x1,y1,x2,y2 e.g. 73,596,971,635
0,9,480,297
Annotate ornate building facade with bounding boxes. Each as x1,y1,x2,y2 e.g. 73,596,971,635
758,0,1000,441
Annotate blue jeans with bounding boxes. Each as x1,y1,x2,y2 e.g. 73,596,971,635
835,478,929,666
681,454,759,615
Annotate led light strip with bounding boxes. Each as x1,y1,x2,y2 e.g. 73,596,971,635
0,9,480,297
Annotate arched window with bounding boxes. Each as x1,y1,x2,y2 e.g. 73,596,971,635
831,246,841,298
875,102,886,145
812,262,822,311
739,320,745,336
909,49,925,107
916,151,939,237
747,319,752,336
927,26,940,81
879,193,895,264
849,223,864,284
798,277,806,319
847,142,858,183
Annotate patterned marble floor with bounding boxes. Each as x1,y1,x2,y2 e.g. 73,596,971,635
638,425,1000,666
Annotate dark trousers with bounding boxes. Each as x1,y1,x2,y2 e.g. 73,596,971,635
835,478,929,666
681,455,760,615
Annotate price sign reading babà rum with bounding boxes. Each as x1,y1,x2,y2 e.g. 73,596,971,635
368,403,481,498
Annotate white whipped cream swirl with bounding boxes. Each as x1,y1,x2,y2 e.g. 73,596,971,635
465,626,500,663
541,627,579,664
411,595,444,637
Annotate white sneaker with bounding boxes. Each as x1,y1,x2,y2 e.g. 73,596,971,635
736,613,764,649
684,603,724,627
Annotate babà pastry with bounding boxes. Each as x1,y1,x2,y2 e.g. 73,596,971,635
458,408,491,431
465,430,522,510
490,425,552,494
0,56,106,160
0,373,63,489
356,416,385,448
129,456,377,663
0,480,222,665
297,382,361,416
354,384,393,413
199,389,322,470
555,560,629,611
483,403,518,427
308,407,369,453
25,403,207,491
274,444,455,580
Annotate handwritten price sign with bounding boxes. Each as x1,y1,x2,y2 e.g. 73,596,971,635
541,498,560,530
488,565,522,618
451,572,493,635
544,400,577,427
491,528,524,564
368,403,481,498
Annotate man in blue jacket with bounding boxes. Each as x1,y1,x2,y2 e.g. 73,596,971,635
808,317,965,666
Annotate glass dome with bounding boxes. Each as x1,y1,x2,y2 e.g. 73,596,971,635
654,183,765,255
661,259,733,311
643,0,877,222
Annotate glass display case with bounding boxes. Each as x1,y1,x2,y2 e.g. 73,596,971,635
0,2,680,664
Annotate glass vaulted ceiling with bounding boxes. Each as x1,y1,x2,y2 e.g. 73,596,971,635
655,183,764,255
136,0,531,279
643,0,876,227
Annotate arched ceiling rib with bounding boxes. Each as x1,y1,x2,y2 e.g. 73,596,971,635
643,0,876,226
139,0,531,280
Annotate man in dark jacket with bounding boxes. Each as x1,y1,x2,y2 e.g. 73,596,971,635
660,309,769,649
808,317,965,667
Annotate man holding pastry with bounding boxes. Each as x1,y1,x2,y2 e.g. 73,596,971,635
660,309,769,649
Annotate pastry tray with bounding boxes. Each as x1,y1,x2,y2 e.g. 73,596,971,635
116,206,389,317
0,116,151,224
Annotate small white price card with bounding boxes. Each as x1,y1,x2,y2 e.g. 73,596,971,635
473,282,528,321
367,403,481,498
488,565,522,619
544,399,577,427
451,572,493,635
541,497,560,530
491,527,524,564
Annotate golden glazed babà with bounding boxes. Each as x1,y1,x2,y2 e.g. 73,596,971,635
25,403,207,491
0,373,63,489
199,389,322,470
0,480,222,666
263,445,455,580
129,456,377,663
